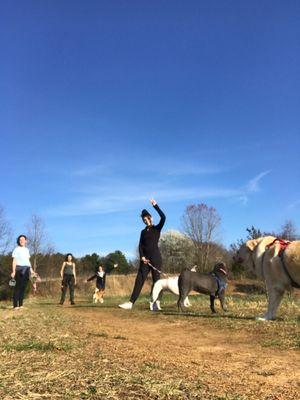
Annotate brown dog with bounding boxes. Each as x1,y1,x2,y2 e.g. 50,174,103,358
93,288,105,304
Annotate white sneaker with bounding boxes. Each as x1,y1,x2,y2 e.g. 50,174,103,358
118,301,133,310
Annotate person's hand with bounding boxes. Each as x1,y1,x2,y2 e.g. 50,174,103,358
11,272,15,278
150,199,157,206
141,257,150,264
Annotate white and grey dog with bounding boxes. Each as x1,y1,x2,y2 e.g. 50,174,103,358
150,266,197,310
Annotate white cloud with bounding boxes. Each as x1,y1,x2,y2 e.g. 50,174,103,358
72,163,112,177
71,158,226,179
245,170,271,193
287,200,300,210
45,166,272,217
46,185,241,217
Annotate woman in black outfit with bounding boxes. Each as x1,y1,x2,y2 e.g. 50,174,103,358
86,263,118,303
119,199,166,310
59,253,77,305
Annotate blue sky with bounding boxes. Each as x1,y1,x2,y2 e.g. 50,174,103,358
1,1,299,258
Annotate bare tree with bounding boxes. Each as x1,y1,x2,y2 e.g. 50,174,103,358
0,206,12,254
26,214,49,272
182,203,221,272
279,220,299,241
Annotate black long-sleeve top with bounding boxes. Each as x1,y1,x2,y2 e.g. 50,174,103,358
87,266,115,288
138,204,166,261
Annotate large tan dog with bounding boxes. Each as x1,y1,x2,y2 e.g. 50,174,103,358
237,236,300,320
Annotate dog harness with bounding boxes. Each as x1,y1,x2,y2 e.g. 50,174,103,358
266,238,300,289
211,273,227,297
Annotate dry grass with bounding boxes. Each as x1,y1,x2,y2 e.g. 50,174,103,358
35,274,152,298
0,290,299,399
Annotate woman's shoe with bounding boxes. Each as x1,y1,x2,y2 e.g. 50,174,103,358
118,302,133,310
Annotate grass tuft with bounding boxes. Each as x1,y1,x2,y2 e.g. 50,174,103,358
2,341,73,352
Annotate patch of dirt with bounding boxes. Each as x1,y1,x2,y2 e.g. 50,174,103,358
70,306,300,399
0,300,299,399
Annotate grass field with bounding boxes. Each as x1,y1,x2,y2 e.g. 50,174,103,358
0,292,299,400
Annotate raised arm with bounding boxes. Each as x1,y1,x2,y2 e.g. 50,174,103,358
151,199,166,231
105,263,119,274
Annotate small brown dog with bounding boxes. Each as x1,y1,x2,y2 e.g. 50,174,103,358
93,288,105,304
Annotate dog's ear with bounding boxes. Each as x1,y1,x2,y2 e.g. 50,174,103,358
246,239,259,251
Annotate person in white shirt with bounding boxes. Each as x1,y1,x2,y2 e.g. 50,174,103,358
11,235,35,309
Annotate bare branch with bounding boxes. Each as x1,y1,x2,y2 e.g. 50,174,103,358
0,206,13,254
26,214,49,271
181,203,221,271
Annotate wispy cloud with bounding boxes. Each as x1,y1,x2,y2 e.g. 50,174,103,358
72,163,113,177
71,158,226,178
287,200,300,210
143,160,224,176
245,170,271,193
45,182,256,217
230,170,271,205
45,162,272,217
233,195,249,206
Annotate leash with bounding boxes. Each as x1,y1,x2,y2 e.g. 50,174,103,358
147,262,168,277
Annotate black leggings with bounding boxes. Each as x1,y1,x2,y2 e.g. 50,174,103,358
13,268,30,308
60,274,75,304
130,262,160,304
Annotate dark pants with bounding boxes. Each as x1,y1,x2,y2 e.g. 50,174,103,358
60,274,75,304
130,262,161,304
13,268,30,308
96,282,105,290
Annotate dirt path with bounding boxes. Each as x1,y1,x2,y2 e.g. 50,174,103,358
73,306,300,399
0,301,299,399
